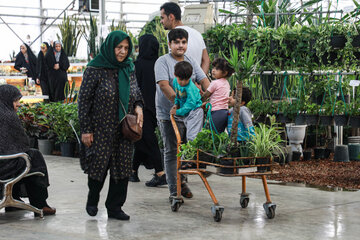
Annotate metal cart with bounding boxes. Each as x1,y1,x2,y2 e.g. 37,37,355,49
170,115,278,222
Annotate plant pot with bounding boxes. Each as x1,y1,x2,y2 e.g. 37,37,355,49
276,113,289,123
305,114,319,125
286,124,307,145
314,147,325,159
349,116,360,128
319,115,334,126
324,148,332,159
38,139,54,155
348,144,360,161
292,151,301,161
60,142,76,157
330,35,346,49
295,114,306,125
256,157,270,172
334,145,350,162
334,115,349,126
352,35,360,47
303,150,312,161
219,159,237,175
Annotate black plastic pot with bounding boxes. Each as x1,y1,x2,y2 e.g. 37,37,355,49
292,151,301,161
303,150,312,161
276,113,289,123
349,116,360,128
219,159,237,174
330,35,346,49
256,157,270,173
295,114,306,125
198,151,214,164
314,147,325,159
334,145,350,162
305,114,319,125
60,142,76,157
319,115,334,126
352,35,360,47
334,115,349,126
324,148,332,159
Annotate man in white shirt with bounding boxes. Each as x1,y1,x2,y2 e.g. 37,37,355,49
160,2,210,75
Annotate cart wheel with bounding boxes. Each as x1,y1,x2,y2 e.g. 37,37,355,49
240,197,249,208
213,210,222,222
266,206,275,219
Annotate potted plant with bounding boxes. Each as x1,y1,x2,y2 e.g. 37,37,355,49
305,103,320,125
247,116,285,172
36,103,56,155
51,102,79,157
333,100,349,126
319,100,334,126
349,99,360,128
17,103,41,148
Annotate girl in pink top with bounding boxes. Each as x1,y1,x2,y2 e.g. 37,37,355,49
202,58,234,133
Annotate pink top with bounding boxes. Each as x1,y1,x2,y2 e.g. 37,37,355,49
207,78,230,111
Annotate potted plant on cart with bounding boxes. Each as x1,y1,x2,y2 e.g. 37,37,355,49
247,116,285,172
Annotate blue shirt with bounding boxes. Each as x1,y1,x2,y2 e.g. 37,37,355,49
173,78,202,116
227,106,255,141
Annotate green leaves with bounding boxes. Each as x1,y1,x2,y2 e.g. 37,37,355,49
57,13,83,57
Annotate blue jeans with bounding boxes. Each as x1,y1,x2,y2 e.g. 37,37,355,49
158,119,186,195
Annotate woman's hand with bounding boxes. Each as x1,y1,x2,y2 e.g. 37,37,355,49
170,105,177,115
36,78,40,84
135,106,143,128
81,133,93,148
54,63,60,70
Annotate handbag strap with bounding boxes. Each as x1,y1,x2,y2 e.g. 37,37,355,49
119,99,127,116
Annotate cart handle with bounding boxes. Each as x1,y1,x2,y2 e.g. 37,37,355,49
170,114,182,146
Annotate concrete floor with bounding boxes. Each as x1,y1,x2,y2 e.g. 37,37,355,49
1,155,360,240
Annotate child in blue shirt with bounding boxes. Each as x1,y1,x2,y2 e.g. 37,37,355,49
227,87,255,142
170,61,203,141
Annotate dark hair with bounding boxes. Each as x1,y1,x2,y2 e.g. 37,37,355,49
174,61,193,80
160,2,181,21
168,28,188,43
241,87,252,105
212,58,235,78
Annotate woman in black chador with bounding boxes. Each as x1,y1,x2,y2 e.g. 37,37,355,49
130,34,166,187
0,84,55,216
45,41,70,102
14,43,37,80
36,42,50,98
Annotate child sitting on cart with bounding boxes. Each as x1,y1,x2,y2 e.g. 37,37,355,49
170,61,204,141
201,58,234,133
227,87,255,142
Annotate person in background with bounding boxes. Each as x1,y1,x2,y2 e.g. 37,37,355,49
227,87,255,142
36,42,50,99
78,31,144,221
0,84,56,216
130,34,167,187
45,41,69,102
14,43,37,81
201,58,234,133
160,2,210,75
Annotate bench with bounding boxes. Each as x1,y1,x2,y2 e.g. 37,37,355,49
0,153,44,218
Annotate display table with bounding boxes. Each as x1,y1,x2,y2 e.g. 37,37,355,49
21,95,49,104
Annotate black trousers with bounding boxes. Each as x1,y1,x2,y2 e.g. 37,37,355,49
133,109,163,173
87,175,129,211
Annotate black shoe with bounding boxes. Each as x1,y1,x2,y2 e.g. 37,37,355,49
86,205,98,216
129,171,140,182
145,174,167,187
107,209,130,220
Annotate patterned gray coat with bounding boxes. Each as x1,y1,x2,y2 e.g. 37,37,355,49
78,67,143,182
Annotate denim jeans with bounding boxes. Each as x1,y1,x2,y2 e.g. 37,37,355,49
158,119,186,195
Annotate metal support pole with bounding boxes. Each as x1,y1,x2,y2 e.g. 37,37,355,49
30,0,75,47
0,17,25,44
98,0,106,43
39,0,43,43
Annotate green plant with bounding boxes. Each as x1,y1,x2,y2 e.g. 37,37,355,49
83,14,99,60
64,80,78,103
139,16,168,56
349,99,360,116
333,100,347,115
57,13,83,57
246,116,285,159
51,103,79,143
306,103,320,115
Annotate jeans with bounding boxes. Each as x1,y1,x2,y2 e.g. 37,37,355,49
158,119,186,195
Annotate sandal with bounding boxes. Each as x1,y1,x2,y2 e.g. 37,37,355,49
181,183,193,198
